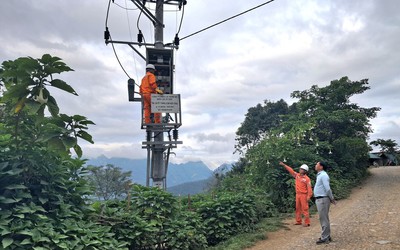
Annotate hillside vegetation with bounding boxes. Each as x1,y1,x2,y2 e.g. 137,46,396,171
0,54,379,249
227,76,379,212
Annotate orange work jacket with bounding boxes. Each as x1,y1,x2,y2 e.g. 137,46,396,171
284,165,313,199
140,72,158,94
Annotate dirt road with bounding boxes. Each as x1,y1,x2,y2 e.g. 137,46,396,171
248,166,400,250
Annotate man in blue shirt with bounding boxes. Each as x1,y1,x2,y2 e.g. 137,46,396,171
314,162,336,244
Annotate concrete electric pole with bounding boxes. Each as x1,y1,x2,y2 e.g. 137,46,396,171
105,0,185,190
151,0,166,189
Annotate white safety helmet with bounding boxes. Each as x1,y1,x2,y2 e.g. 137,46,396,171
146,64,156,70
300,164,309,172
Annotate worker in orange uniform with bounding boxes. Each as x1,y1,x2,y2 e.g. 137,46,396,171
279,161,313,227
140,64,163,124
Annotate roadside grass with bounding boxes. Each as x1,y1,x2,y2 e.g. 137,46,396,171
207,205,324,250
207,170,372,250
207,215,287,250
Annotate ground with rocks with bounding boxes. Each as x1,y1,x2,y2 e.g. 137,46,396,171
248,166,400,250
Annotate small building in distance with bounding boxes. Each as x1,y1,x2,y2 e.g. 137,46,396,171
369,152,399,166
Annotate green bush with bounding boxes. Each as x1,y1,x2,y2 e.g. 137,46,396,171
0,55,125,249
96,185,207,250
164,211,207,250
0,211,125,249
213,173,277,218
191,192,270,246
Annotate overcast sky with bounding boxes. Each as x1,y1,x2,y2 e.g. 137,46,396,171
1,0,399,169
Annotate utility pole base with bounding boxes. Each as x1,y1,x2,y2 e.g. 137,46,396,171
153,181,164,189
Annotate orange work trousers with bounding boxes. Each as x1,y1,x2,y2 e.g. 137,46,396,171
295,193,310,225
142,94,161,124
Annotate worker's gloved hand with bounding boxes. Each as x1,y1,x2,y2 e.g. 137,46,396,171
156,88,164,94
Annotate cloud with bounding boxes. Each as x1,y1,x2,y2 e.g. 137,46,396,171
189,132,234,143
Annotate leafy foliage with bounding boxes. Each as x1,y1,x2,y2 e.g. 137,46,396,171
230,77,379,212
1,54,75,117
86,164,132,201
0,55,124,249
235,99,289,153
186,187,276,246
0,54,94,157
95,185,208,250
370,138,399,154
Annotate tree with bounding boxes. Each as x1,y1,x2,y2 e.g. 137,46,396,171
87,164,132,200
227,77,380,212
0,55,124,249
370,139,399,154
235,99,289,153
290,77,380,143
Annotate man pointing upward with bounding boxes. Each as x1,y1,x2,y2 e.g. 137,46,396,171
279,161,313,227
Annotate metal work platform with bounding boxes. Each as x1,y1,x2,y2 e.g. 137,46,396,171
107,0,186,189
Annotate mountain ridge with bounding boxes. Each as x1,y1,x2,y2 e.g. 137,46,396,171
86,155,214,187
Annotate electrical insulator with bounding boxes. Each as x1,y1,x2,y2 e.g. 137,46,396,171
138,30,143,44
173,129,179,140
104,27,110,41
174,35,180,47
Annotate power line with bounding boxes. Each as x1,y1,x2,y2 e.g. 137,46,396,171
136,6,149,46
136,6,143,31
181,0,276,41
105,0,112,27
110,34,132,79
125,0,139,82
114,1,138,10
175,5,178,33
176,2,185,35
105,0,132,79
125,0,134,41
118,1,178,12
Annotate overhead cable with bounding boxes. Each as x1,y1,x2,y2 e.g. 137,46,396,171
176,3,185,35
105,0,132,79
110,34,132,79
114,1,138,10
181,0,276,41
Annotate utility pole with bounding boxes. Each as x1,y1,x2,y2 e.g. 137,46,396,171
151,0,165,188
155,0,164,49
105,0,184,190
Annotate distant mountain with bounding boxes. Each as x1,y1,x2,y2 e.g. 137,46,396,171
167,177,216,196
213,163,233,176
167,163,234,196
86,155,213,187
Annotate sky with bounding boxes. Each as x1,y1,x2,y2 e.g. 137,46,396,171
1,0,399,169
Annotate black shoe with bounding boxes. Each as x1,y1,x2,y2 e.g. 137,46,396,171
316,237,331,244
318,236,332,242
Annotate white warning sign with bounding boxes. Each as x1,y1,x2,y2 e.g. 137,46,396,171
151,94,180,113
